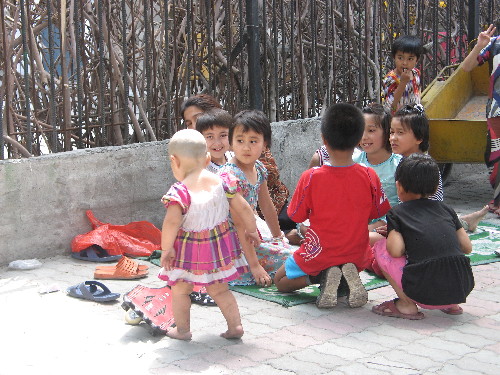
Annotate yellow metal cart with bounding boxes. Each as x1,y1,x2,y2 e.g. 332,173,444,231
421,62,489,166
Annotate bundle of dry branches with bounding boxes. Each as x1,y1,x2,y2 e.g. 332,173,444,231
0,0,496,159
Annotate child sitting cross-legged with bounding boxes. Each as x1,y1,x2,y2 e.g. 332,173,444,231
274,103,391,309
372,154,475,319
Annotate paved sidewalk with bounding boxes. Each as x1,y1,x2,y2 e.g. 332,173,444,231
1,164,500,375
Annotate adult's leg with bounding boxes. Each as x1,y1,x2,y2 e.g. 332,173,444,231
486,117,500,208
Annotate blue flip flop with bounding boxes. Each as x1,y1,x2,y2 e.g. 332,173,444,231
67,281,120,302
71,245,122,262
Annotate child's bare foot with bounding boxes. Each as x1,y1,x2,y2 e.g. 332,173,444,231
461,205,489,232
166,326,192,341
220,325,244,339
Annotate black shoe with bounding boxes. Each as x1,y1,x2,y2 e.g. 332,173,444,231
316,266,341,309
189,291,217,306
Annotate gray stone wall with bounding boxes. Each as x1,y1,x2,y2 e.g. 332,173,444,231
0,119,322,265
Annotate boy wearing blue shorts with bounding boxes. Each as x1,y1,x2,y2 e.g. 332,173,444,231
274,103,390,309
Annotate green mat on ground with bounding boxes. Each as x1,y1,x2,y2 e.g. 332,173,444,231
230,222,500,307
140,222,500,306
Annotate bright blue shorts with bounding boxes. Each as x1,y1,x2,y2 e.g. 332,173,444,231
284,255,307,279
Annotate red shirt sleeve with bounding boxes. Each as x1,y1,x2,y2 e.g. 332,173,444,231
367,167,391,220
287,169,315,223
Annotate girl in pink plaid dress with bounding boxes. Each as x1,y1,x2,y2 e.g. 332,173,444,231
158,129,260,340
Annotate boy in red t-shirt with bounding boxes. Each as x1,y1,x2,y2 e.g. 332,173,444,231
274,103,390,309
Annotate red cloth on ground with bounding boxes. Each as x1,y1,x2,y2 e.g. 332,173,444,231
71,210,161,257
288,164,390,276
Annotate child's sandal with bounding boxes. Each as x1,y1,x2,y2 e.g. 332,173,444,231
189,291,217,307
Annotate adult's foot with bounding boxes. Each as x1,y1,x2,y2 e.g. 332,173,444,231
461,205,489,232
220,325,244,339
166,327,192,341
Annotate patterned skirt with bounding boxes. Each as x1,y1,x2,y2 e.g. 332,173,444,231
228,239,293,286
158,220,248,286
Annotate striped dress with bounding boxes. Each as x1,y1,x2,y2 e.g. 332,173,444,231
158,173,249,286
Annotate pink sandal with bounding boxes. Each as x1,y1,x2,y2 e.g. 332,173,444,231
441,306,463,315
372,299,425,320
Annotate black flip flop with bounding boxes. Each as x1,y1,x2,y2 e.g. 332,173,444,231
71,245,122,262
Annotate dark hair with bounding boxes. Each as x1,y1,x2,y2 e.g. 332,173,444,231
195,109,233,134
180,94,222,119
391,35,424,60
321,103,364,150
362,103,392,152
230,109,272,147
393,104,429,152
395,153,439,196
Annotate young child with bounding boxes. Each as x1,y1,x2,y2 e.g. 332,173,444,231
219,109,291,286
355,104,402,244
183,94,292,231
462,24,500,214
304,104,398,248
372,154,474,320
158,129,260,340
175,108,236,307
382,35,424,114
196,108,234,174
274,103,391,309
388,104,488,231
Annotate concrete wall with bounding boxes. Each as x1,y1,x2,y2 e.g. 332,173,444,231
0,118,321,265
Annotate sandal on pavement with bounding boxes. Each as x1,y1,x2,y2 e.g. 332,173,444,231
189,291,217,306
95,263,148,272
189,285,216,306
71,245,122,263
372,299,425,320
94,256,149,280
441,306,463,315
67,280,120,302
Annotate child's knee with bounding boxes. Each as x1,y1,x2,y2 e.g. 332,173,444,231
172,282,194,296
273,265,286,283
206,282,229,298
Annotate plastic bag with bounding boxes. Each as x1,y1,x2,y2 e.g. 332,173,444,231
8,259,43,270
71,210,161,257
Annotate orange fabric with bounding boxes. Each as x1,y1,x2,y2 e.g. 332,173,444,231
71,210,161,257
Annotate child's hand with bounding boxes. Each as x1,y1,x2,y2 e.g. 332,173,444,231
160,248,176,270
477,24,496,49
246,230,261,247
250,264,272,287
400,68,414,84
374,225,388,237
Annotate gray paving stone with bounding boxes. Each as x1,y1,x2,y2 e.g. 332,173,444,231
2,163,500,374
265,356,332,375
